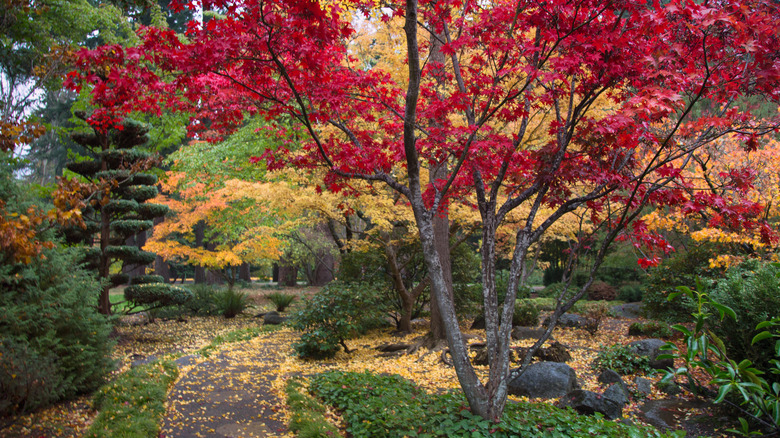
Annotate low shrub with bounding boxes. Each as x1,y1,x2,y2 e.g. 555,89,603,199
592,343,653,375
86,360,178,438
214,287,251,318
538,282,576,300
266,291,297,312
306,370,680,438
124,283,192,307
513,299,539,327
290,282,388,359
618,282,643,302
628,321,673,338
183,284,220,316
708,260,780,381
0,247,114,416
586,281,617,301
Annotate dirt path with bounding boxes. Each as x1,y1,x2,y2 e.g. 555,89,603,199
161,332,292,438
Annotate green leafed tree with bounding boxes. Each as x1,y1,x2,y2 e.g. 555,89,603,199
64,114,190,315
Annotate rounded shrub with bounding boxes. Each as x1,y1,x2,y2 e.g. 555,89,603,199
0,247,114,415
617,282,643,302
125,283,192,306
513,299,540,327
586,281,617,301
290,282,388,359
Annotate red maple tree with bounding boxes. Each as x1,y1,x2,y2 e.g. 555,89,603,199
68,0,780,420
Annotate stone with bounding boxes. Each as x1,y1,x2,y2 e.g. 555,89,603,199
655,379,682,396
638,399,710,431
604,383,630,406
263,311,287,325
543,313,585,329
634,377,653,397
558,389,623,420
508,362,578,399
597,369,624,386
535,341,571,363
511,326,549,341
627,339,674,370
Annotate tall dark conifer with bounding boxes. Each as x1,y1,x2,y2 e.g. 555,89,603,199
65,115,190,315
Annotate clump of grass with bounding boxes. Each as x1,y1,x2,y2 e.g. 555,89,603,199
286,377,341,438
215,287,251,318
266,291,297,312
86,360,178,438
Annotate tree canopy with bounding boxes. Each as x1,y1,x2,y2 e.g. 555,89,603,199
66,0,780,421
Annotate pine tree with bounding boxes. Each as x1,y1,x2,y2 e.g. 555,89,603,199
65,114,190,315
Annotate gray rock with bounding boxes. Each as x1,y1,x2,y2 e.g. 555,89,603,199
508,362,579,399
627,339,674,370
263,311,288,325
558,389,623,420
597,369,624,386
543,313,585,329
634,377,653,396
511,326,549,340
470,316,485,330
604,383,630,406
655,379,682,396
638,399,710,431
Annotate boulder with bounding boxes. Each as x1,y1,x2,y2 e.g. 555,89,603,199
508,362,578,399
535,342,571,363
597,369,624,386
543,313,585,329
627,339,674,370
511,326,549,341
263,311,287,325
604,383,630,406
655,379,681,396
634,377,653,397
558,389,623,420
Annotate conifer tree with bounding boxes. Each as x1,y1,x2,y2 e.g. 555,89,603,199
65,114,190,315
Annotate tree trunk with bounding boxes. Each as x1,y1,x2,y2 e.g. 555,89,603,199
193,220,206,284
312,252,334,285
122,231,147,278
154,256,170,283
238,262,251,282
429,211,452,340
278,255,297,286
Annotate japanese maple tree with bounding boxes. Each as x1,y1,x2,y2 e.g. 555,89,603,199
69,0,780,421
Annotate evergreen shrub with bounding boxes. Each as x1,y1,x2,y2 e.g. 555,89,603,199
291,283,388,359
0,248,114,415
